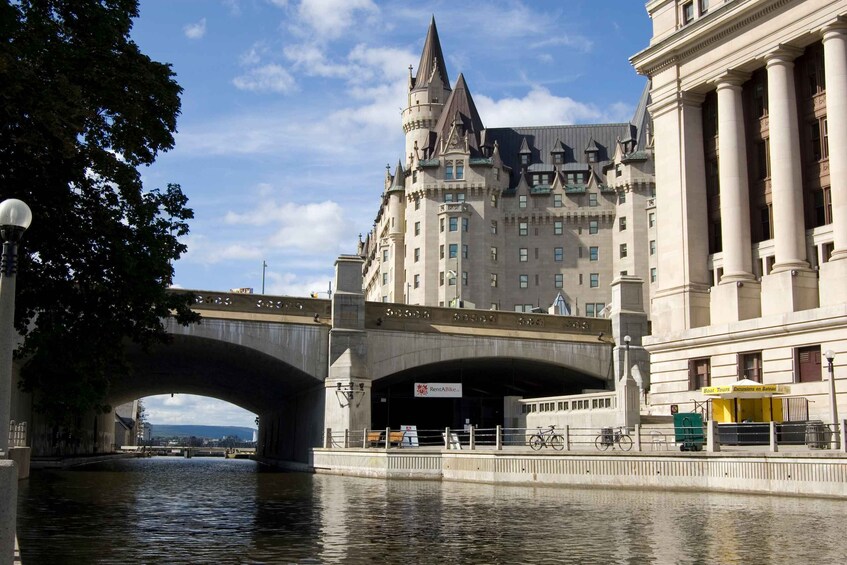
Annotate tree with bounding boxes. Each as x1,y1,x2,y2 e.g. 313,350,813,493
0,0,199,423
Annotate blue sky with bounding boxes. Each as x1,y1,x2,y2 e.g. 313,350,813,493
130,0,653,428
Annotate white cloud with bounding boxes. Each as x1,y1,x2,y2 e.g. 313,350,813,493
476,86,606,127
144,394,256,427
233,64,297,93
183,18,207,40
226,200,349,253
296,0,379,40
529,36,594,53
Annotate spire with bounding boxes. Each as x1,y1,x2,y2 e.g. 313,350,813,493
432,73,485,157
387,160,405,193
413,17,451,91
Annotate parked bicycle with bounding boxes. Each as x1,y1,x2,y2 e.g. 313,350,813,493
528,425,565,451
595,427,633,451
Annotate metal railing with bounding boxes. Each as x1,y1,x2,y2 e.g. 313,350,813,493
8,421,26,448
323,420,847,453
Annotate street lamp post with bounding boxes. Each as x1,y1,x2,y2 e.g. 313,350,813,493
623,335,631,382
824,350,840,449
0,198,33,457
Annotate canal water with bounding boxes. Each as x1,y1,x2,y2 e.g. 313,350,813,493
16,457,847,564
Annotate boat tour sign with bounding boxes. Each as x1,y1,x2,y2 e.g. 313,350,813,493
414,383,462,398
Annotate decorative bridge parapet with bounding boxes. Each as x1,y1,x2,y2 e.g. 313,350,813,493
365,302,611,340
172,289,332,320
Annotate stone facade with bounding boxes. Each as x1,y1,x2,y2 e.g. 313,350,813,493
632,0,847,421
360,19,656,319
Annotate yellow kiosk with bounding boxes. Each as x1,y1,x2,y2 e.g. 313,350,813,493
701,379,791,423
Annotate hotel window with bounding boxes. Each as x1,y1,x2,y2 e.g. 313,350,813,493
440,218,445,232
414,248,420,262
615,165,622,178
491,246,498,262
698,0,708,15
553,153,563,164
462,218,469,232
382,272,388,285
490,194,498,208
589,220,598,234
462,272,468,286
519,274,528,289
456,162,464,180
814,187,832,227
491,220,498,235
619,217,627,231
413,274,420,288
449,217,458,232
519,222,528,236
554,247,563,262
554,221,563,235
413,171,418,184
682,1,694,25
650,267,657,283
810,117,828,161
648,212,655,228
444,193,454,203
553,194,563,208
554,273,563,288
445,162,454,180
520,154,529,165
589,246,599,261
807,43,826,97
688,358,711,390
519,248,528,262
755,139,770,180
382,249,389,262
794,346,822,383
588,193,598,207
650,240,656,255
738,352,763,382
490,273,498,287
619,192,626,204
414,221,421,236
532,174,540,186
589,273,599,288
449,244,458,258
462,244,468,259
456,193,465,203
519,195,528,208
439,271,444,286
440,245,444,259
620,244,627,258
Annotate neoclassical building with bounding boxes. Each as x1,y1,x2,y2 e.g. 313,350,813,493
360,19,655,318
632,0,847,420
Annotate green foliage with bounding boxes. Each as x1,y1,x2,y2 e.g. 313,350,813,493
0,0,199,423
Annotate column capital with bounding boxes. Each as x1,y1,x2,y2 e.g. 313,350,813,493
765,45,804,67
822,16,847,38
647,90,704,119
710,70,751,89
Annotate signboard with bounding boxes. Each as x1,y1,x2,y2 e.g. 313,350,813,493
414,383,463,398
400,425,419,448
702,384,789,394
230,287,254,294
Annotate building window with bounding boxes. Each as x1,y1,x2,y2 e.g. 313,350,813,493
519,195,527,208
589,247,599,261
439,271,444,286
814,187,832,227
619,217,627,231
445,162,453,180
382,272,389,285
554,273,563,288
519,274,528,288
682,1,694,25
414,248,420,262
440,218,444,232
589,273,599,288
589,220,598,234
414,221,421,236
756,139,771,180
520,154,529,165
554,247,563,262
650,267,657,283
449,243,458,258
553,194,563,208
444,193,454,203
688,358,711,390
413,274,420,288
382,249,389,262
698,0,709,15
491,220,498,235
448,271,457,286
588,193,598,207
619,192,626,205
462,217,469,232
439,245,444,259
810,117,829,161
738,352,763,382
550,221,562,235
620,244,627,258
413,171,418,185
491,247,498,262
519,248,528,262
490,194,498,208
491,273,498,287
650,240,656,255
449,217,458,232
519,222,528,236
456,193,465,203
462,272,468,286
794,346,822,383
462,244,468,259
456,162,464,180
648,212,655,228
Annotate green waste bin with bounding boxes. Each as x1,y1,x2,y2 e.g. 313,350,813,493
673,412,705,451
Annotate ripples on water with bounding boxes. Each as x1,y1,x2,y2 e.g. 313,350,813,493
16,457,847,564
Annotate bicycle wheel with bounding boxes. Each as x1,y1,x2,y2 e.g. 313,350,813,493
594,435,609,451
550,434,565,451
617,434,633,451
529,434,543,450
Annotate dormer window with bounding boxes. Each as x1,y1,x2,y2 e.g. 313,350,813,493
456,162,464,180
520,154,529,166
587,152,597,163
445,162,454,180
553,153,563,164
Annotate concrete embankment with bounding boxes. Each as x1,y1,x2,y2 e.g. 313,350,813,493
311,448,847,499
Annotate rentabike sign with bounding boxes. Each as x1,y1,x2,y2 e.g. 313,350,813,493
414,383,463,398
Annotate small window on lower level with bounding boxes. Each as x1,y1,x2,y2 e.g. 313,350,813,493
794,345,822,383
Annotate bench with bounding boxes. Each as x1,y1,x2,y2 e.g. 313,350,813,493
366,430,406,447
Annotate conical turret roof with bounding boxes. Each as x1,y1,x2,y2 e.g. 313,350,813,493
413,17,451,91
432,73,485,156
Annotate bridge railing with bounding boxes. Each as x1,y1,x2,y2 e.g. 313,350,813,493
171,289,332,320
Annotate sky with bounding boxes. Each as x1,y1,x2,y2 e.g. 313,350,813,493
129,0,653,429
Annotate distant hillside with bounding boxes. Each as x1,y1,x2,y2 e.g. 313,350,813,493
149,424,255,441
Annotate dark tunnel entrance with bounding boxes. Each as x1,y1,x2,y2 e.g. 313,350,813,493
370,357,610,430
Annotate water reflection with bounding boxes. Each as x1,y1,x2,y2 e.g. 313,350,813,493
17,457,847,564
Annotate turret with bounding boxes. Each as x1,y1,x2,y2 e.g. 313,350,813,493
402,17,452,163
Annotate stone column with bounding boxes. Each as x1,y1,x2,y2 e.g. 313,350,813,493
821,23,847,305
325,255,371,439
710,72,761,323
761,48,818,315
610,275,649,428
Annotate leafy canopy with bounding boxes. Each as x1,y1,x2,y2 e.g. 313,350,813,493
0,0,199,421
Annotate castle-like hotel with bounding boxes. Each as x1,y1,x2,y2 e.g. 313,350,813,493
359,0,847,420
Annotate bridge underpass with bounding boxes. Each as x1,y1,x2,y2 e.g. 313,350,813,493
370,357,612,430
